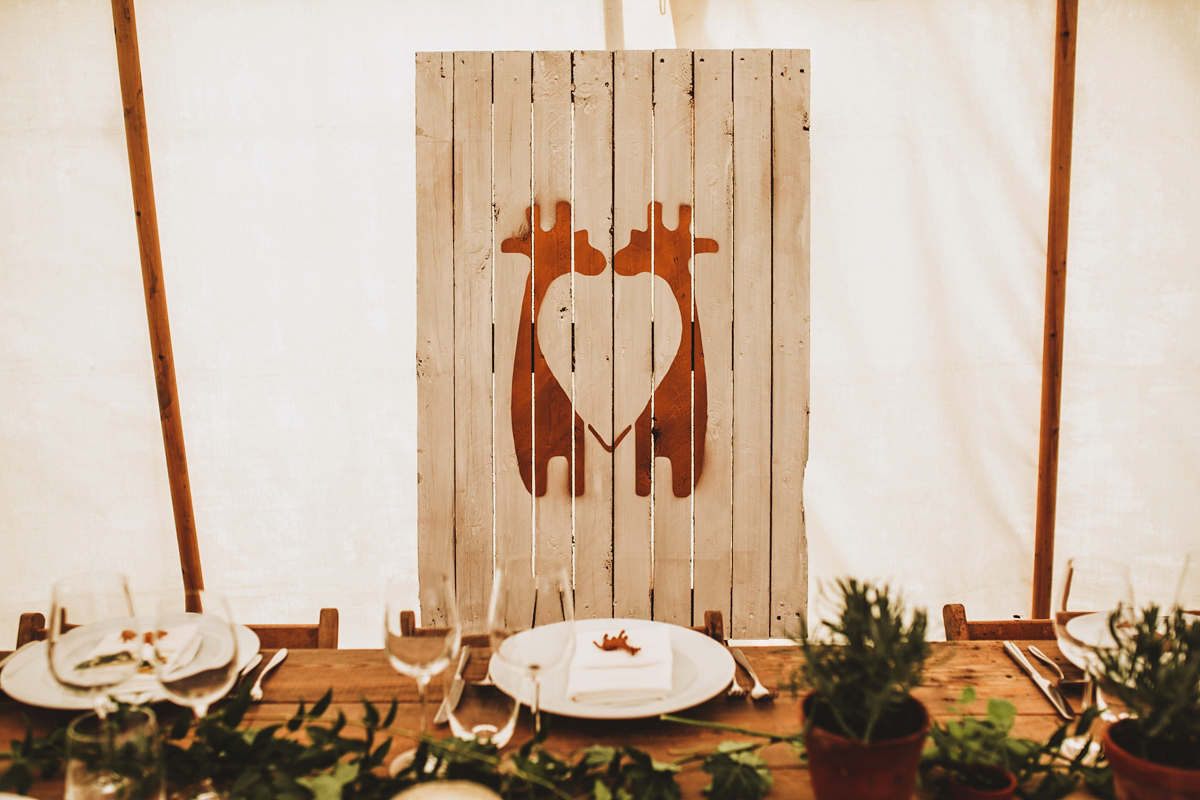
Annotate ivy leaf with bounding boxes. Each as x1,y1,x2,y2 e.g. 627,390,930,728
618,746,681,800
310,690,333,720
296,760,358,800
702,743,773,800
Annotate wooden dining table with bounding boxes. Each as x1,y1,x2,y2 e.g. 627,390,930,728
0,640,1100,799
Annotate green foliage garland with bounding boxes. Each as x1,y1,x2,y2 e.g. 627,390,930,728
0,685,775,800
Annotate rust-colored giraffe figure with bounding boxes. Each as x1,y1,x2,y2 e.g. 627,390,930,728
615,202,718,497
501,200,717,499
502,201,605,497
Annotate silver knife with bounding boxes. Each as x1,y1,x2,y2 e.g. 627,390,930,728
1003,641,1074,720
434,645,471,725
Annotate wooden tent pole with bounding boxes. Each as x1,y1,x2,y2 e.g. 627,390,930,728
111,0,205,610
1032,0,1079,619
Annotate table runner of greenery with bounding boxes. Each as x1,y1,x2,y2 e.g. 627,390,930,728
0,684,1110,800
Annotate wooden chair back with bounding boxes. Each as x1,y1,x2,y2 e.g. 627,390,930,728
16,608,339,650
415,50,810,638
398,609,725,648
942,603,1054,641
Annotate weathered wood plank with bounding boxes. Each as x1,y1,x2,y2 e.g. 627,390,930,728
731,50,773,638
611,50,654,620
572,50,616,619
770,50,810,638
532,51,574,581
452,51,494,626
692,50,735,628
652,49,695,625
415,53,455,625
493,52,534,590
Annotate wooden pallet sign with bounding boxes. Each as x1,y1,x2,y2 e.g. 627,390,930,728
416,50,810,638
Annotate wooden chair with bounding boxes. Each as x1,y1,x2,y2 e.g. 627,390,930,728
398,609,726,647
15,608,339,650
942,603,1054,641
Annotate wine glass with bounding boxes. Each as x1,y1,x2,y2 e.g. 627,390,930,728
151,590,239,719
384,574,461,734
47,573,141,717
445,642,519,747
1054,555,1135,715
488,562,574,734
1173,551,1200,615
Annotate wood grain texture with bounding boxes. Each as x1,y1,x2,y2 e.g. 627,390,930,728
452,51,494,626
731,50,774,638
611,50,654,620
1033,0,1079,620
493,52,534,582
652,50,695,625
572,50,616,619
111,0,204,606
532,51,574,580
415,53,456,625
769,50,810,638
691,50,735,630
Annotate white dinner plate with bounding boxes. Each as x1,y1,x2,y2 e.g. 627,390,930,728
489,618,735,719
0,622,260,710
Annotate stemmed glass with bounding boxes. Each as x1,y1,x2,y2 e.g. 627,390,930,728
151,590,239,800
151,590,240,720
384,574,461,734
488,562,574,734
1054,556,1132,682
47,573,141,717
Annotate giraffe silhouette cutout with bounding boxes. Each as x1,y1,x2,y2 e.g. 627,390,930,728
502,200,717,498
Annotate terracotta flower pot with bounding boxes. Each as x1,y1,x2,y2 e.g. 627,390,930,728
1104,720,1200,800
802,692,930,800
948,766,1018,800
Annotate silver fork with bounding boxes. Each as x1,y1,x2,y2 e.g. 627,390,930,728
729,646,776,701
723,640,748,698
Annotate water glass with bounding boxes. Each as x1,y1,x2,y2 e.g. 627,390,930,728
65,707,164,800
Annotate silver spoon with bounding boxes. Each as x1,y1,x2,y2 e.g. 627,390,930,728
1028,645,1089,691
1028,645,1066,680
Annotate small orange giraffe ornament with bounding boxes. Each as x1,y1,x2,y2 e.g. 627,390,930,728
594,630,641,656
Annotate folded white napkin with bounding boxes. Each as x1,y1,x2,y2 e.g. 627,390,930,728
78,623,201,700
149,623,202,679
565,625,673,705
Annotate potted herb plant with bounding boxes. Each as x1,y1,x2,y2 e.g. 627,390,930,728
920,687,1021,800
919,686,1107,800
1094,604,1200,800
787,578,932,800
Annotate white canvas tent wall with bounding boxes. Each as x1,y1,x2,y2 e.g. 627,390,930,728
1,0,1197,648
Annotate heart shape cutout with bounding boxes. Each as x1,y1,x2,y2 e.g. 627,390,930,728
537,270,682,448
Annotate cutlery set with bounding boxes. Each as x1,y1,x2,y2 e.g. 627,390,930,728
726,645,775,701
1002,641,1076,720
